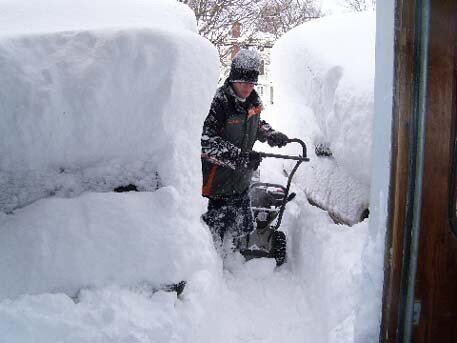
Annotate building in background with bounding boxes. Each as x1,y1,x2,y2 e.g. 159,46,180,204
220,22,276,106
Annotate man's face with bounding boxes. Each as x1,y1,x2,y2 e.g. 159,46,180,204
232,82,255,99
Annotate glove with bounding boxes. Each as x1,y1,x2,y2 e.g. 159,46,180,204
247,151,262,170
267,131,289,148
237,151,263,171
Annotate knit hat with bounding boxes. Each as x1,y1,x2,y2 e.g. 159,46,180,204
229,49,261,84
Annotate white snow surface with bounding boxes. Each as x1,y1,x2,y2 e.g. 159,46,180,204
0,4,382,343
268,12,375,225
0,192,374,343
0,0,219,317
0,0,196,35
0,0,219,212
271,11,375,188
0,188,216,299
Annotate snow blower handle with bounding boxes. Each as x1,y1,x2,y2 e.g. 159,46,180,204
254,138,310,231
258,138,310,162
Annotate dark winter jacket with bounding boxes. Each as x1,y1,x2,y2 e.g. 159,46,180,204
201,79,275,198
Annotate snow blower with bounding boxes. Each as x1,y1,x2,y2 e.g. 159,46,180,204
237,139,309,266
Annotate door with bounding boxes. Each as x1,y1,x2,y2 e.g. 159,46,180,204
380,1,457,342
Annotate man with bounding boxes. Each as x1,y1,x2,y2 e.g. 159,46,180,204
201,49,289,250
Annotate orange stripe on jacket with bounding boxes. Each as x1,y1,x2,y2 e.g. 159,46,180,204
247,106,262,120
202,164,218,196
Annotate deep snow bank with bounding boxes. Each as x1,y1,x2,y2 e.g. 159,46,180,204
263,12,382,341
0,0,219,212
271,12,375,185
0,188,216,300
269,12,375,224
0,0,196,35
0,0,220,300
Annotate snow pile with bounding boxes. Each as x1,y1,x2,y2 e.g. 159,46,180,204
0,257,315,343
259,12,382,342
0,0,219,301
282,197,371,342
253,154,375,342
269,12,375,224
272,11,375,185
0,188,216,299
0,286,191,343
0,0,196,35
0,0,219,212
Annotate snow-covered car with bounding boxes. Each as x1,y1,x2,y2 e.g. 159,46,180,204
269,12,375,225
0,0,219,300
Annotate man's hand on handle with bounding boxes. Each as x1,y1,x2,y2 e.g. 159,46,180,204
237,151,263,171
267,131,289,148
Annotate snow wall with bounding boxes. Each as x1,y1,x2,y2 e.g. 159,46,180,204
355,1,397,340
269,11,375,225
266,11,382,341
271,11,375,187
0,0,220,300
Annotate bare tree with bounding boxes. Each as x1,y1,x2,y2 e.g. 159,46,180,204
178,0,263,67
343,0,376,12
178,0,321,67
256,0,321,39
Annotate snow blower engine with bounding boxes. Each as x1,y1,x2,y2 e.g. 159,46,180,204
237,139,309,266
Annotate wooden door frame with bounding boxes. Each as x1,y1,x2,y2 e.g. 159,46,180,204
379,1,457,342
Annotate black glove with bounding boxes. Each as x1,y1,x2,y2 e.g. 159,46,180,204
267,131,289,148
237,151,263,171
247,151,262,170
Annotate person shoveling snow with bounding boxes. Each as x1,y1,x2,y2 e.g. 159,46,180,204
200,49,291,259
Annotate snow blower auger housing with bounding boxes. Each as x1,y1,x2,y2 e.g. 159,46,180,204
238,139,309,266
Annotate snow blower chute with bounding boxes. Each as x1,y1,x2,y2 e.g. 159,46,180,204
238,139,309,266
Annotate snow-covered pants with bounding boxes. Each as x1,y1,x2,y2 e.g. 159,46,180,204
203,192,254,245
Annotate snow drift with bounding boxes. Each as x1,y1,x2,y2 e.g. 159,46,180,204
0,188,215,299
258,11,382,342
0,0,219,212
0,0,196,35
0,0,219,300
269,11,375,225
271,11,375,185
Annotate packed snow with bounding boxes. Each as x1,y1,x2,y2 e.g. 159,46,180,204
0,2,383,343
270,11,375,225
0,188,216,300
0,0,196,35
259,10,382,341
0,0,219,327
0,0,218,212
